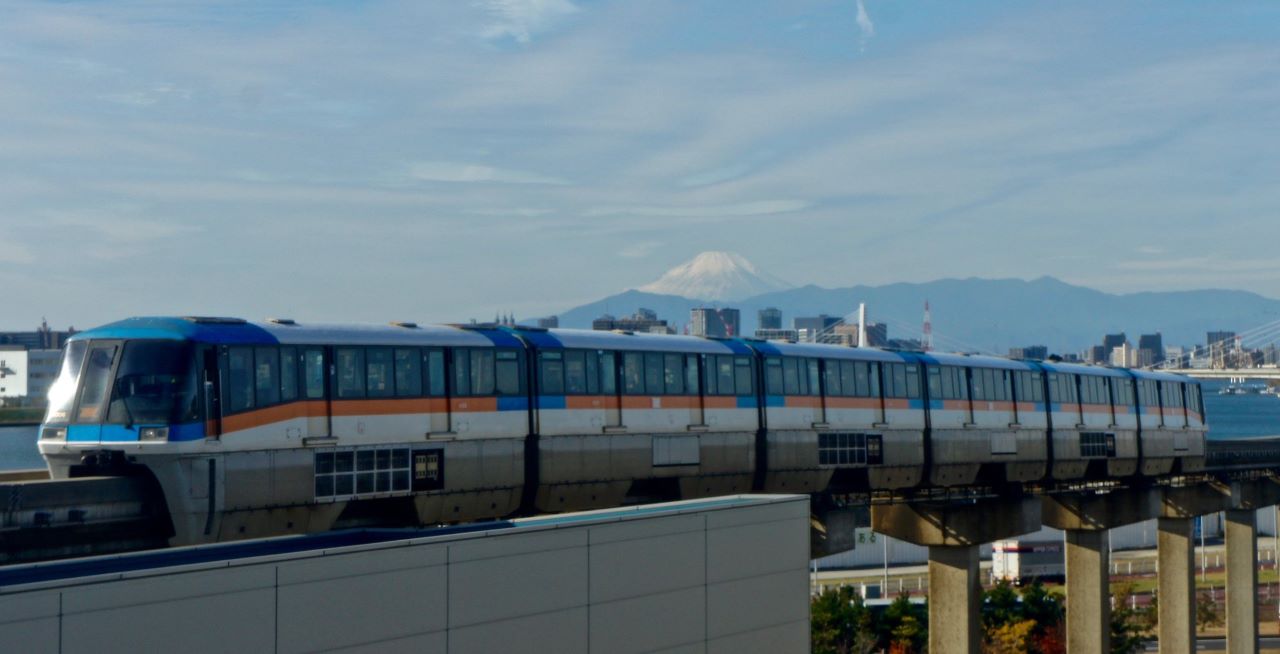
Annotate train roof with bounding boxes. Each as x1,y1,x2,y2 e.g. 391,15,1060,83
915,351,1038,371
742,340,910,363
70,317,509,348
1035,360,1131,378
515,328,749,355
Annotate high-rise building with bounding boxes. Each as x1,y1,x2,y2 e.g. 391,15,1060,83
691,308,740,338
757,307,783,331
1085,345,1108,364
754,328,799,341
26,349,61,404
1009,345,1049,360
593,310,674,334
0,320,77,350
793,315,842,343
1102,333,1127,350
536,316,560,329
1137,333,1165,365
1207,331,1238,368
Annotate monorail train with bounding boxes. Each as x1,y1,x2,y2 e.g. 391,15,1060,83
36,317,1207,545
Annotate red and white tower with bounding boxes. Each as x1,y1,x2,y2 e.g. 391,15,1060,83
923,301,933,352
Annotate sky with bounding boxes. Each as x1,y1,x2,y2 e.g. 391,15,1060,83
1,0,1279,330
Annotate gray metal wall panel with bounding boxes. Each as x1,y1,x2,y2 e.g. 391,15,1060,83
61,569,276,654
448,606,588,654
708,620,810,654
707,517,809,583
707,570,810,641
590,586,706,654
0,591,59,654
449,544,589,628
589,528,706,603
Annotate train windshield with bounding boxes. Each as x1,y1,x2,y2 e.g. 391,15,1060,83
44,340,200,426
106,341,200,424
43,341,87,424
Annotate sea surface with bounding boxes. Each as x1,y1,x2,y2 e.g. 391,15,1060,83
1,380,1278,472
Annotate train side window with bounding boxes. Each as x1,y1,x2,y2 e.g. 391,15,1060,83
645,353,664,395
226,346,255,413
624,352,644,395
703,356,717,395
665,354,685,395
970,368,986,401
426,349,446,397
534,350,560,395
452,349,470,396
585,351,599,394
939,367,954,399
765,358,784,395
599,351,617,395
367,348,394,398
825,360,843,397
686,355,700,395
394,348,422,397
906,364,921,399
470,350,495,396
840,361,858,397
734,357,753,396
806,360,820,397
996,370,1009,402
304,349,325,400
336,348,366,399
254,347,281,407
280,347,299,402
563,351,586,394
868,363,882,398
496,350,520,395
782,358,800,395
716,356,735,396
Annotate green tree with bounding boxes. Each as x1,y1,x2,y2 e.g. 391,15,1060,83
879,593,927,653
811,586,876,654
983,580,1023,630
1196,591,1222,632
1110,585,1149,654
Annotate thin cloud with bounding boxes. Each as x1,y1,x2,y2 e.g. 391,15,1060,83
586,200,811,219
408,161,569,185
476,0,578,44
855,0,875,51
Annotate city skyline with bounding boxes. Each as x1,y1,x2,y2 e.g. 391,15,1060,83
2,1,1279,329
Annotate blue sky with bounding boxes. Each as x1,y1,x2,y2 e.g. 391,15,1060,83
1,0,1278,330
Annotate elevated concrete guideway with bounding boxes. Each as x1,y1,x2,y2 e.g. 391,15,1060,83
0,495,811,654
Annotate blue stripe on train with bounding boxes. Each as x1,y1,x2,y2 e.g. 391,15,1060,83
765,395,785,408
535,396,565,410
736,396,757,409
499,396,531,411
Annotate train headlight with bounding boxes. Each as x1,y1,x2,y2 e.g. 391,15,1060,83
41,427,66,441
140,427,169,442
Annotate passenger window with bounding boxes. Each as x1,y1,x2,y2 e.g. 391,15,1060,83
782,358,800,395
892,364,908,398
496,350,520,395
255,347,281,406
686,355,700,395
226,347,255,412
367,348,393,398
599,352,617,395
841,361,858,397
906,365,921,399
734,357,753,396
717,356,735,396
665,354,684,395
281,347,298,402
624,352,644,394
426,350,446,397
585,352,599,394
452,349,470,396
394,348,422,397
564,351,586,394
807,360,821,397
645,353,664,394
304,349,325,400
825,360,843,396
765,358,784,395
470,350,495,396
336,348,365,399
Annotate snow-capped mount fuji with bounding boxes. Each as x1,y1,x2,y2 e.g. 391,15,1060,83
637,251,791,302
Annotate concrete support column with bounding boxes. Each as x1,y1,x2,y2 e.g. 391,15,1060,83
1224,509,1258,654
1157,517,1196,654
1064,529,1110,654
927,545,981,654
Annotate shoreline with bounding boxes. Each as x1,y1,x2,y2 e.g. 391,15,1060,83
0,422,40,428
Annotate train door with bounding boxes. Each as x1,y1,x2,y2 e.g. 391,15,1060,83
202,347,222,438
687,354,704,426
425,348,450,433
302,347,330,439
601,351,622,430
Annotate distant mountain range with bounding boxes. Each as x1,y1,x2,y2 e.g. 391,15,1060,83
538,253,1280,355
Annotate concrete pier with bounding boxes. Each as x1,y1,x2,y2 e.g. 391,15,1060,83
1064,529,1110,653
1157,517,1197,654
927,545,981,654
1224,509,1258,654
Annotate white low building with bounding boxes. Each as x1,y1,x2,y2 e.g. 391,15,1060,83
0,347,28,401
